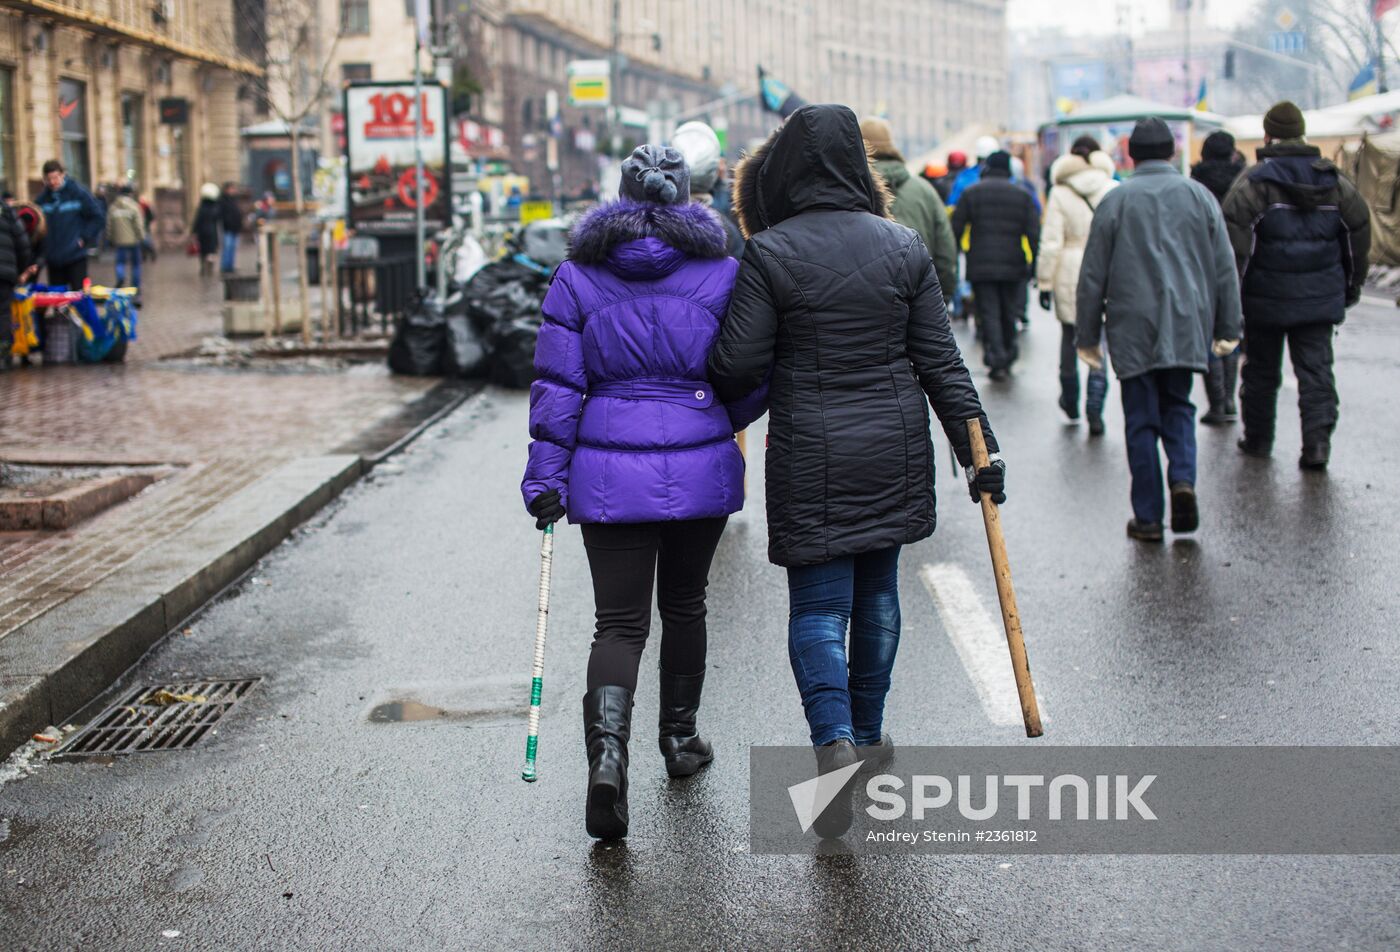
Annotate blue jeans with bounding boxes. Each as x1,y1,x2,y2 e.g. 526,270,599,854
114,245,141,289
1059,323,1108,413
220,232,239,273
786,546,902,747
1120,369,1197,524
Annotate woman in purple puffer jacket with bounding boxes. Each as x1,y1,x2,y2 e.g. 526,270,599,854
521,145,766,840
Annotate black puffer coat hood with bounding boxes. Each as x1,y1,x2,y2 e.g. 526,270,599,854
731,104,892,238
1190,156,1245,204
709,103,995,567
0,201,32,286
1222,142,1370,327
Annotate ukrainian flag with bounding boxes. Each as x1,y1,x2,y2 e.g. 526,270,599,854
1194,78,1209,112
1349,59,1379,100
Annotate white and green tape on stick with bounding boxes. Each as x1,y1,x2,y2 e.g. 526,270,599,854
522,524,554,782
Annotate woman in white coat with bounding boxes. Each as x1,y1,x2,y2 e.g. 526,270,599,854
1036,136,1117,435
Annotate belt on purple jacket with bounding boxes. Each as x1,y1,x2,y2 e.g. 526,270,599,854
588,378,715,409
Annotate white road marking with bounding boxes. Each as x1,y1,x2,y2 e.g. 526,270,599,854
919,562,1046,728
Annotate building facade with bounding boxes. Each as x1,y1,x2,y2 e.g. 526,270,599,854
506,0,1009,158
0,0,260,244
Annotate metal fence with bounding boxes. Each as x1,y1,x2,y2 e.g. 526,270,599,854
332,253,417,336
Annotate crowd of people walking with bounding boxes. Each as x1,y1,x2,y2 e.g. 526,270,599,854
519,95,1375,844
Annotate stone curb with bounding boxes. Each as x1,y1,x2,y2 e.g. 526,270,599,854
0,454,363,755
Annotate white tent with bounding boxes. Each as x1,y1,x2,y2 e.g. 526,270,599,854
1225,89,1400,141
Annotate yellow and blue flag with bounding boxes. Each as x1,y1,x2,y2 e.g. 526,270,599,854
1349,59,1379,100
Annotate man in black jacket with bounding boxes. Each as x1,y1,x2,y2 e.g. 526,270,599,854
0,196,32,367
951,151,1040,379
1222,101,1371,470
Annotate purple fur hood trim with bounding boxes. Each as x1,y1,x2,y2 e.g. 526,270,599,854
568,198,730,265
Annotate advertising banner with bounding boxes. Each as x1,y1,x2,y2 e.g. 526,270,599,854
344,82,451,234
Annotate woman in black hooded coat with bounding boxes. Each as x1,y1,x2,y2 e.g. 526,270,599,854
707,104,1005,837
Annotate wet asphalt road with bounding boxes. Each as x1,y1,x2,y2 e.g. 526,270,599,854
3,299,1400,950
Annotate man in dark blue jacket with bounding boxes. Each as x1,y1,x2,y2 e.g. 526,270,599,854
34,159,105,290
1223,102,1372,470
952,151,1040,379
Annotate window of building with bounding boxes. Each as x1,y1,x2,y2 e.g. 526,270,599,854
0,68,14,194
58,78,91,187
340,0,369,35
341,62,372,83
120,92,143,185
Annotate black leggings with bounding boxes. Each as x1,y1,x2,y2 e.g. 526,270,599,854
580,517,727,692
47,258,88,289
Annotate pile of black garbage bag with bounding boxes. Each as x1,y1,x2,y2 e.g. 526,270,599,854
388,219,569,388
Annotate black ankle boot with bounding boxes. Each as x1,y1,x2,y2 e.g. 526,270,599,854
1221,350,1240,418
658,668,713,778
812,739,860,839
1300,432,1331,471
583,686,633,840
1202,358,1229,425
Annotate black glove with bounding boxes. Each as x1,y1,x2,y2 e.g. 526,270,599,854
1345,285,1362,308
967,459,1007,505
527,489,565,530
1038,290,1053,311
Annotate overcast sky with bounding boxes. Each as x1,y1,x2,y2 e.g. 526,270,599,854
1006,0,1252,36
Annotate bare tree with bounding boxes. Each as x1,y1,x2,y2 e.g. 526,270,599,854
1230,0,1399,110
232,0,342,343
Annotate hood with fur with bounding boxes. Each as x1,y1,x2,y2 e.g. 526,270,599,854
567,198,729,274
1051,151,1116,199
731,104,893,239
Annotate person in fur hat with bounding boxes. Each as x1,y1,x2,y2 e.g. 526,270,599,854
708,104,1003,839
521,144,768,841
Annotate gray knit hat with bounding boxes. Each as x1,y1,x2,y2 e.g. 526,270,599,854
619,144,690,205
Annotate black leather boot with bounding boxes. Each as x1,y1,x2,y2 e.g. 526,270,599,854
1202,359,1229,425
1300,431,1331,471
1221,350,1240,418
812,739,860,839
658,668,713,778
583,686,633,840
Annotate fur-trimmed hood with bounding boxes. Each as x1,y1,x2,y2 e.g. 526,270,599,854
568,198,730,272
731,104,894,239
1051,150,1116,199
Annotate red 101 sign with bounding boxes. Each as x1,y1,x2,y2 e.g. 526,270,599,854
362,92,436,139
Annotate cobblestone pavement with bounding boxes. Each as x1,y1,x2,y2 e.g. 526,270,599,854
0,252,435,640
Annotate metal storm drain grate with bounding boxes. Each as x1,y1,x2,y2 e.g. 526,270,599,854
55,678,261,757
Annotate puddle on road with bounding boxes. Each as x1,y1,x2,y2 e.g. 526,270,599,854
369,700,463,723
366,678,525,726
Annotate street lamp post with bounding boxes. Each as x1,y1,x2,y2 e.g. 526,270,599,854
413,0,428,293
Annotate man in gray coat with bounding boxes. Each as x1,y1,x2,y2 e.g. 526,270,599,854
1076,117,1243,542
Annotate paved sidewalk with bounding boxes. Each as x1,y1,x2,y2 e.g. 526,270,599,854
0,252,437,641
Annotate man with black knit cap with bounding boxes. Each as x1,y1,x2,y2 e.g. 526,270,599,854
1222,100,1371,471
1076,117,1242,542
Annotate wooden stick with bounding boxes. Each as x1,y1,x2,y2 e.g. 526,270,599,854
966,418,1044,738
